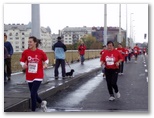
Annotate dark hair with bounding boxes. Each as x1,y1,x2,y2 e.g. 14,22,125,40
4,33,7,38
57,36,61,40
29,36,42,48
107,41,114,46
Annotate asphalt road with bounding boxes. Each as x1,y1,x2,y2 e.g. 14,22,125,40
37,54,148,112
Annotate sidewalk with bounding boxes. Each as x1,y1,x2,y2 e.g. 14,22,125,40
4,58,102,112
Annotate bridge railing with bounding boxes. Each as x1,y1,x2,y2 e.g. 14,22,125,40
11,50,101,73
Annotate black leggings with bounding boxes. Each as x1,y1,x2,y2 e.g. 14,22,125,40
105,68,119,96
28,81,42,111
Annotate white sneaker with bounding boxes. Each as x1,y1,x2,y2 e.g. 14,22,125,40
121,73,124,75
116,92,121,98
41,100,47,112
109,96,115,101
118,73,122,75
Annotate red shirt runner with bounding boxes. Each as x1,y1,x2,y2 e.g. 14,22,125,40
117,47,125,61
101,49,123,69
20,48,48,81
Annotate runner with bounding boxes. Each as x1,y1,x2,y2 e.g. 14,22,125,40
100,45,106,78
101,41,123,101
20,36,49,112
117,43,125,75
133,44,140,63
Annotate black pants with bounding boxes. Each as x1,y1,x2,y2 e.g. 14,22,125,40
128,53,131,61
28,81,42,111
4,59,7,81
54,59,66,77
105,68,119,96
119,61,124,73
4,58,12,78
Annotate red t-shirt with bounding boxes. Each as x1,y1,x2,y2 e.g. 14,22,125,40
134,46,140,54
125,48,129,56
101,49,123,69
117,47,125,61
78,45,86,55
20,48,48,81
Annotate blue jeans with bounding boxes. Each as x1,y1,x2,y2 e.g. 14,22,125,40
54,59,66,77
80,55,85,63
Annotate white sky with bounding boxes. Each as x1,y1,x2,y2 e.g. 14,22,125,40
3,3,148,43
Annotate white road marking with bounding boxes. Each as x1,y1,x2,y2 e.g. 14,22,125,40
145,69,148,72
146,77,148,82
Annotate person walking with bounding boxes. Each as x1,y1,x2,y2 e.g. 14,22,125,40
4,33,14,81
100,41,123,101
100,45,106,78
133,44,140,63
117,43,125,75
20,36,49,112
78,42,86,65
128,47,132,62
52,36,67,79
4,46,9,83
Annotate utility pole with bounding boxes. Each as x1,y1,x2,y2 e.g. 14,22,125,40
104,4,107,46
126,4,128,47
32,4,40,39
118,4,121,43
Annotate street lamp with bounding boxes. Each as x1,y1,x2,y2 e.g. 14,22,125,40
130,13,134,48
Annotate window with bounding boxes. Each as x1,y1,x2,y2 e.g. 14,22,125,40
16,46,19,48
16,37,19,40
9,38,13,40
9,33,12,36
22,33,24,35
16,33,18,36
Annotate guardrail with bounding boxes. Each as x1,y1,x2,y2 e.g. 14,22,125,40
11,50,101,72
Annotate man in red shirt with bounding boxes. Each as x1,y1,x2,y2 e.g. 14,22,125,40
20,36,49,112
117,43,125,75
78,42,86,65
101,41,123,101
133,44,140,63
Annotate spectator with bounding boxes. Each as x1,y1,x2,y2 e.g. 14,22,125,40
52,36,67,79
4,46,9,83
4,33,14,81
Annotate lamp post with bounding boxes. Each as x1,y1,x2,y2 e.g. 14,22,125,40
126,4,128,47
118,4,121,43
104,4,107,46
31,4,40,39
130,13,134,48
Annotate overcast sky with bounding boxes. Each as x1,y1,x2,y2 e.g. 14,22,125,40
4,3,148,43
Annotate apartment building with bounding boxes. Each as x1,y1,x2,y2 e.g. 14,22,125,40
61,26,93,45
4,22,52,52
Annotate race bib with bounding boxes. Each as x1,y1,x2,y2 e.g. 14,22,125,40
106,57,114,65
28,63,38,73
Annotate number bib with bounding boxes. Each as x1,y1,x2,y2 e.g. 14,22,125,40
106,57,114,65
28,63,38,73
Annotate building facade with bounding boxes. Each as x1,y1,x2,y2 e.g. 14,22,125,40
60,26,93,45
4,22,52,52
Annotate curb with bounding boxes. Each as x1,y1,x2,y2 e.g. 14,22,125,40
4,67,101,112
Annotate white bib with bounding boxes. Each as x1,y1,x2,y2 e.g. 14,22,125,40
28,63,38,73
106,57,114,65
